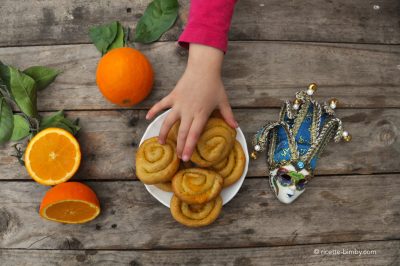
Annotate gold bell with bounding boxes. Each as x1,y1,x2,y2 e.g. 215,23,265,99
308,83,318,91
307,83,317,96
329,98,338,109
250,151,258,160
343,134,352,142
293,98,301,110
342,131,352,142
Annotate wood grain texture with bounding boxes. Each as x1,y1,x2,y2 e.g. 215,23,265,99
1,0,398,263
0,42,399,110
0,108,398,180
231,0,400,44
0,0,399,47
0,176,399,249
1,240,398,266
0,0,180,47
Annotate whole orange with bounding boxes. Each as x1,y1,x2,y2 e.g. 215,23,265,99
96,47,154,107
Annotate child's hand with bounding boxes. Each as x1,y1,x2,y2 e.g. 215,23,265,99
146,43,238,161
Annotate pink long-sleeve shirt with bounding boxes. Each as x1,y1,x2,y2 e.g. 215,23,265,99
178,0,237,53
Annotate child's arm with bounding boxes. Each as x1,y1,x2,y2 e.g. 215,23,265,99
178,0,237,53
146,0,237,161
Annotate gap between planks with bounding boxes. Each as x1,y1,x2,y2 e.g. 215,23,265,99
2,39,400,49
1,172,400,183
0,239,399,252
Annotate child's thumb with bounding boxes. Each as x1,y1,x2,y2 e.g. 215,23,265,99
219,101,238,128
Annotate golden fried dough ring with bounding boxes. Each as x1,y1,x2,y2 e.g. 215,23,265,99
154,182,173,192
170,195,222,227
212,140,246,187
172,168,223,204
190,118,236,167
136,137,180,184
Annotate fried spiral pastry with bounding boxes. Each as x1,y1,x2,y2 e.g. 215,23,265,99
136,137,179,184
152,161,194,192
172,168,223,204
153,157,194,192
190,118,237,167
170,195,222,227
212,140,246,187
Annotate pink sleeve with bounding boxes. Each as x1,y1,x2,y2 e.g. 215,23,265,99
178,0,237,53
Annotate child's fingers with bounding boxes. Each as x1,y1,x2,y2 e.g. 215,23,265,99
219,99,238,128
146,96,172,120
158,111,179,144
176,116,193,159
182,116,208,161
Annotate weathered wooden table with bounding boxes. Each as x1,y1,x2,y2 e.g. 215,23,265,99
0,1,399,265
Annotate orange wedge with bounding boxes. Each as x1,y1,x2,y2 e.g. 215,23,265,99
24,128,81,186
39,182,100,224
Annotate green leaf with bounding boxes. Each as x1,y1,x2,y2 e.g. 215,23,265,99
0,61,11,90
8,66,37,118
60,115,80,134
89,21,119,55
0,79,9,99
0,78,6,89
40,110,64,128
23,66,60,91
10,114,30,141
108,22,125,51
0,95,14,144
135,0,179,43
40,110,80,135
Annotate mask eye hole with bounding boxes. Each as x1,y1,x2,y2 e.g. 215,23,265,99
277,168,288,175
296,179,307,190
278,174,292,186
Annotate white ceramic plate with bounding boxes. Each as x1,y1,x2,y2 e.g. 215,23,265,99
140,109,249,208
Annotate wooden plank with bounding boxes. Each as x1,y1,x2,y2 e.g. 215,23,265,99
231,0,400,44
0,108,398,181
0,0,399,47
1,241,398,265
0,0,180,47
0,42,399,110
0,175,399,249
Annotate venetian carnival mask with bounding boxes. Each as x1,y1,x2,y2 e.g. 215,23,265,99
251,83,351,204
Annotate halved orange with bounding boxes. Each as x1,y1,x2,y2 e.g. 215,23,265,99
24,127,81,186
40,182,100,224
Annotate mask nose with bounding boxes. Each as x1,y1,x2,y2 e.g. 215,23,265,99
288,184,296,192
